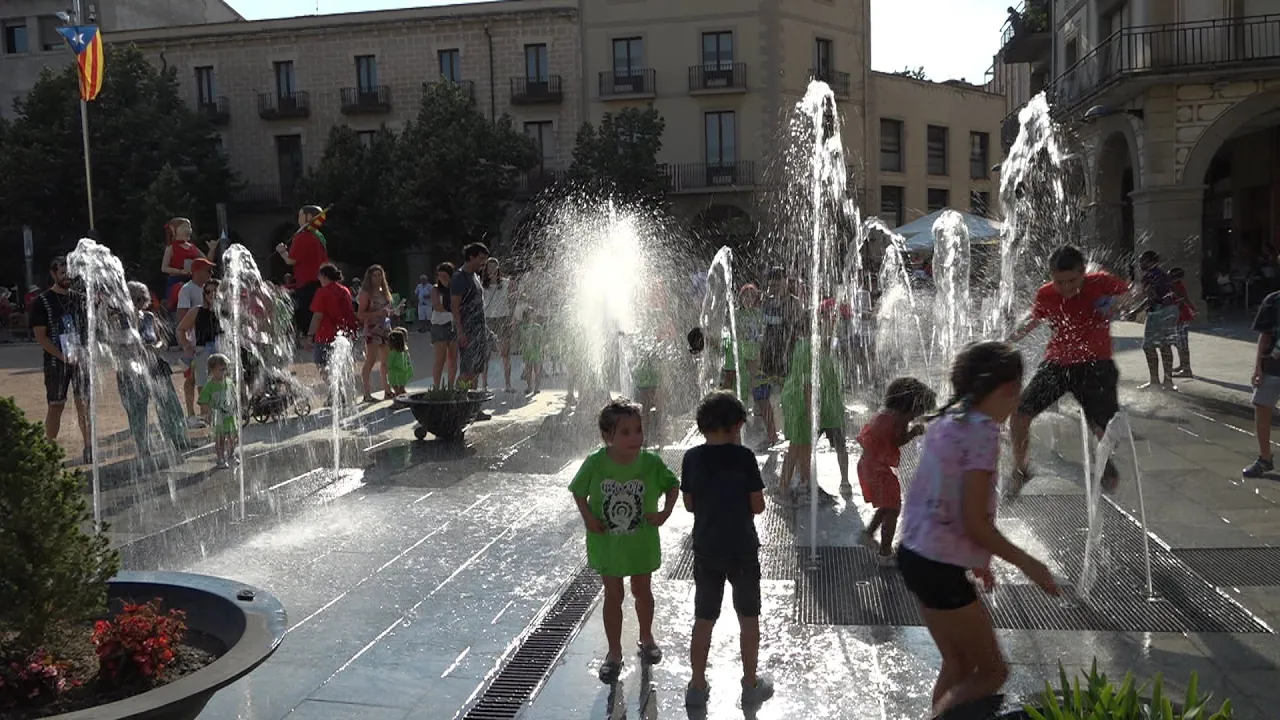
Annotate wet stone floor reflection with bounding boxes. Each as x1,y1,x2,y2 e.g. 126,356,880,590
106,389,1280,720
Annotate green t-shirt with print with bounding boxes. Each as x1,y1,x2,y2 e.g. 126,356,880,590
568,448,679,578
198,378,238,436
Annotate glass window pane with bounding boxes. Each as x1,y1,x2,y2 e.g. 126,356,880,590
722,113,735,163
705,113,720,165
721,33,733,65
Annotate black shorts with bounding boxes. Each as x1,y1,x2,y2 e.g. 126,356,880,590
459,338,491,377
693,552,762,621
1017,359,1119,432
293,282,320,336
898,546,977,611
44,358,88,404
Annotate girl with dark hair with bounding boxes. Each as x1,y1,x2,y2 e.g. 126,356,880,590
305,264,357,373
430,262,459,388
896,341,1059,718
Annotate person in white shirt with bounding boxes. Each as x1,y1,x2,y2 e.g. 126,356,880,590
414,274,432,333
175,257,214,427
482,258,515,393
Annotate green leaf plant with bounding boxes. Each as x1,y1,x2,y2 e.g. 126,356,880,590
1024,659,1232,720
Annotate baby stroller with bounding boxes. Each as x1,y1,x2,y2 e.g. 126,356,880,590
240,353,312,424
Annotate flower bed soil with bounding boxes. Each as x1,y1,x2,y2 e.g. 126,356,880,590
2,626,222,719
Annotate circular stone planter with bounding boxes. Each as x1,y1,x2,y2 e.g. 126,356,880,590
403,390,493,441
51,571,287,720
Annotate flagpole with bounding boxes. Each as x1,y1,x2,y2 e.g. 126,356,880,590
79,98,95,230
72,0,95,230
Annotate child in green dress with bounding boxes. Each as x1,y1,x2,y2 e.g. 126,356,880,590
737,284,777,446
569,398,680,684
198,353,239,470
779,300,847,505
520,315,544,395
387,327,413,396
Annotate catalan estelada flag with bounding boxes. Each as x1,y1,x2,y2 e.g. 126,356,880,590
56,26,104,101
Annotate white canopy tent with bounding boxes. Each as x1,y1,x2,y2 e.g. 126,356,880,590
893,209,1004,253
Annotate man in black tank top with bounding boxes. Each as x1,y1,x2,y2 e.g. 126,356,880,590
28,256,92,464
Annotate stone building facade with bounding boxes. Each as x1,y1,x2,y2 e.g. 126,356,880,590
996,0,1280,309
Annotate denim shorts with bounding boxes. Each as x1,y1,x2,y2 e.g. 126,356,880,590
1252,374,1280,409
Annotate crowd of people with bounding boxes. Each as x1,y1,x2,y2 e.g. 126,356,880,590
564,242,1201,716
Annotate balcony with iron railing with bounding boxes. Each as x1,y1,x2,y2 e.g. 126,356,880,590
809,68,850,96
599,68,656,98
340,85,392,114
999,0,1052,64
667,161,755,192
424,78,475,102
511,75,564,104
198,96,230,125
688,63,747,93
516,166,565,198
1047,14,1280,114
257,91,310,120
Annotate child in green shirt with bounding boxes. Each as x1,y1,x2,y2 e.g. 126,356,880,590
519,316,544,395
386,327,413,396
198,353,239,469
569,399,679,684
779,300,847,505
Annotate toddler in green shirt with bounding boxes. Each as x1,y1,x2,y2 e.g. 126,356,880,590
198,353,239,469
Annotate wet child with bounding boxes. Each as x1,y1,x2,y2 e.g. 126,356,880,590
897,341,1059,717
569,399,680,684
735,285,775,444
1170,267,1195,378
779,300,846,506
680,391,774,709
857,377,936,567
386,327,413,396
198,353,239,469
520,313,544,395
1136,250,1179,390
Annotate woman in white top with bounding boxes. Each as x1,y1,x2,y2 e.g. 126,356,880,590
430,263,458,388
482,258,515,393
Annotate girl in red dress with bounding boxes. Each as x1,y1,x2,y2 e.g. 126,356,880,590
857,377,936,566
1170,267,1195,378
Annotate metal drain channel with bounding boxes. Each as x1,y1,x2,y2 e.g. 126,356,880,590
1172,547,1280,587
459,564,601,720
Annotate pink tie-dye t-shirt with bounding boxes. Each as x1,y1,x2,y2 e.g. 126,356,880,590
899,410,1002,569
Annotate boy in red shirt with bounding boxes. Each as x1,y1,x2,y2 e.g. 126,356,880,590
1007,245,1137,494
304,264,357,370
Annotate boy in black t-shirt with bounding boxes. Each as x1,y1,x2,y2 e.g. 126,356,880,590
680,391,774,709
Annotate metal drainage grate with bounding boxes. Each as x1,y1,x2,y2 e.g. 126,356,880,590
459,564,601,720
793,546,1269,632
1172,547,1280,587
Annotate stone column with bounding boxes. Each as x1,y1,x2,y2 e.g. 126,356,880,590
1130,184,1207,317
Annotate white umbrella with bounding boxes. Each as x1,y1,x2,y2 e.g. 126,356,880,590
894,209,1003,252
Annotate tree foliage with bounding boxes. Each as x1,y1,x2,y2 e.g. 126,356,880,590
0,45,237,284
0,397,120,654
139,164,198,282
298,125,408,275
391,83,539,262
894,66,929,81
567,107,668,204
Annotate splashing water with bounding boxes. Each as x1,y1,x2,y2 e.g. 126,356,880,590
932,210,971,384
697,246,742,399
327,334,359,478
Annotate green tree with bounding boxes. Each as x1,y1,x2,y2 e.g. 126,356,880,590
299,125,409,277
0,45,237,282
139,164,198,282
894,66,929,81
567,106,668,204
0,397,120,653
392,82,538,262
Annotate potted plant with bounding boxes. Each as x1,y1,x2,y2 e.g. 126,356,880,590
0,397,286,719
401,385,494,441
998,660,1232,719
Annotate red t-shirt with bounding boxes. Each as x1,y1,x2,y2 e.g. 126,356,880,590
1173,279,1195,323
169,241,201,274
1032,271,1129,364
289,230,328,285
310,282,357,344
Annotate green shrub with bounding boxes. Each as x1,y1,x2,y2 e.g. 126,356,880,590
0,396,120,653
1027,659,1232,719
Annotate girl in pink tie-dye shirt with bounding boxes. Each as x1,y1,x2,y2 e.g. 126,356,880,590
896,341,1060,718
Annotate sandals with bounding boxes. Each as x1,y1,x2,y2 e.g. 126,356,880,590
638,641,662,665
598,656,622,684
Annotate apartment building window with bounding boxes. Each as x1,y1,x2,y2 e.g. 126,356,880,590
195,67,216,106
880,119,903,173
970,190,990,218
705,111,736,166
356,55,378,92
814,37,832,75
525,44,548,81
524,121,556,168
38,16,60,51
438,49,461,82
702,31,733,69
613,37,644,77
881,186,905,228
3,20,28,54
927,125,948,176
970,132,990,179
276,135,304,203
1065,37,1079,67
927,188,949,213
274,61,296,97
